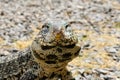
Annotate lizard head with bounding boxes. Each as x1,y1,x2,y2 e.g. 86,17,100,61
36,20,78,47
31,20,81,67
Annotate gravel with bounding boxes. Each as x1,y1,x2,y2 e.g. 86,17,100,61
0,0,120,80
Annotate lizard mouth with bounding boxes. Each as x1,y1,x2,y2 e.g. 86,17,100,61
40,31,77,49
40,43,76,50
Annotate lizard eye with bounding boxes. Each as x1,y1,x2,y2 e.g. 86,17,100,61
65,24,69,29
65,24,70,29
41,23,50,34
65,24,72,32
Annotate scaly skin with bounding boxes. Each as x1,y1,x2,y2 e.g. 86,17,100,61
0,20,81,80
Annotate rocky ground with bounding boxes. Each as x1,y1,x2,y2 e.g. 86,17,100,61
0,0,120,80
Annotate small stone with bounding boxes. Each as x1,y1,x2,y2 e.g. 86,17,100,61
105,46,117,54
